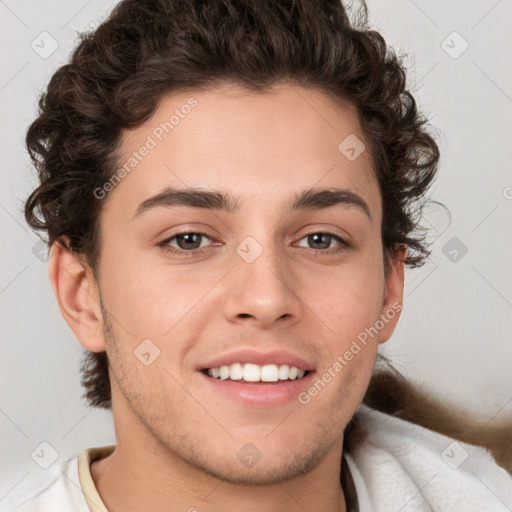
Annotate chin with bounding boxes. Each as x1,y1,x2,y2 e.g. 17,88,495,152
183,439,327,486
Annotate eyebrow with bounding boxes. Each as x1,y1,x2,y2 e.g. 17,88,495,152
133,186,372,222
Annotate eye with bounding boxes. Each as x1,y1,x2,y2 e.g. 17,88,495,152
158,230,350,258
159,231,214,257
295,232,350,255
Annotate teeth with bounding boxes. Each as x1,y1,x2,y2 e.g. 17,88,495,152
206,363,308,382
219,365,230,380
278,364,290,380
260,364,279,382
229,362,243,380
243,363,261,382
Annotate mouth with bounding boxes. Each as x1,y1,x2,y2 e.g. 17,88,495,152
201,363,311,384
198,363,316,407
197,349,316,406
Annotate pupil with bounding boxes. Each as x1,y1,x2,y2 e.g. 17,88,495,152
178,233,201,249
310,233,330,249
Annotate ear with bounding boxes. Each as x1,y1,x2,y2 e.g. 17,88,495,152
48,240,106,352
378,244,406,345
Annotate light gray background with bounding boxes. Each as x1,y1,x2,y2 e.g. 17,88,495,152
1,0,511,507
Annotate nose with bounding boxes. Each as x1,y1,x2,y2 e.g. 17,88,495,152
222,237,303,329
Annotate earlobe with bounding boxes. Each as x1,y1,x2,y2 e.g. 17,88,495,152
378,244,407,344
48,241,106,353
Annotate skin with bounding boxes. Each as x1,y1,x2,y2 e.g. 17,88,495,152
50,82,405,512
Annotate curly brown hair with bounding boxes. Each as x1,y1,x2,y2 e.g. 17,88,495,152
24,0,440,410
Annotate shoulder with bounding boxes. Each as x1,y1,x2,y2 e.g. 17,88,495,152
345,404,512,511
3,456,89,512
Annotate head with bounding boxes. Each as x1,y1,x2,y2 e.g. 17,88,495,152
25,0,439,485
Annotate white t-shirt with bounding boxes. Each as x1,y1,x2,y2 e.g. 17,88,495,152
4,404,512,512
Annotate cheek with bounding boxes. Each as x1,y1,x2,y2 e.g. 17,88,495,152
99,246,209,337
315,262,385,342
309,257,385,394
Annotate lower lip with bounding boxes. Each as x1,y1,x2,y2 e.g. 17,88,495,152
198,370,316,407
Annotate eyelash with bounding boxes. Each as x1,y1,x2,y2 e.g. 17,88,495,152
158,230,351,258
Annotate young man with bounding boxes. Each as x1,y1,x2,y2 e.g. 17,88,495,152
10,0,512,511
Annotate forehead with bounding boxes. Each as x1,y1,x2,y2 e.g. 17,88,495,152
104,82,381,221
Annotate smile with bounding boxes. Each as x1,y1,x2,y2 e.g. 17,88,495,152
204,363,308,382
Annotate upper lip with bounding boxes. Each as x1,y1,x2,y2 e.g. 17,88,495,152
199,349,316,372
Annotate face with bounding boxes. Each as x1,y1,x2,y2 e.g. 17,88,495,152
61,82,404,484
